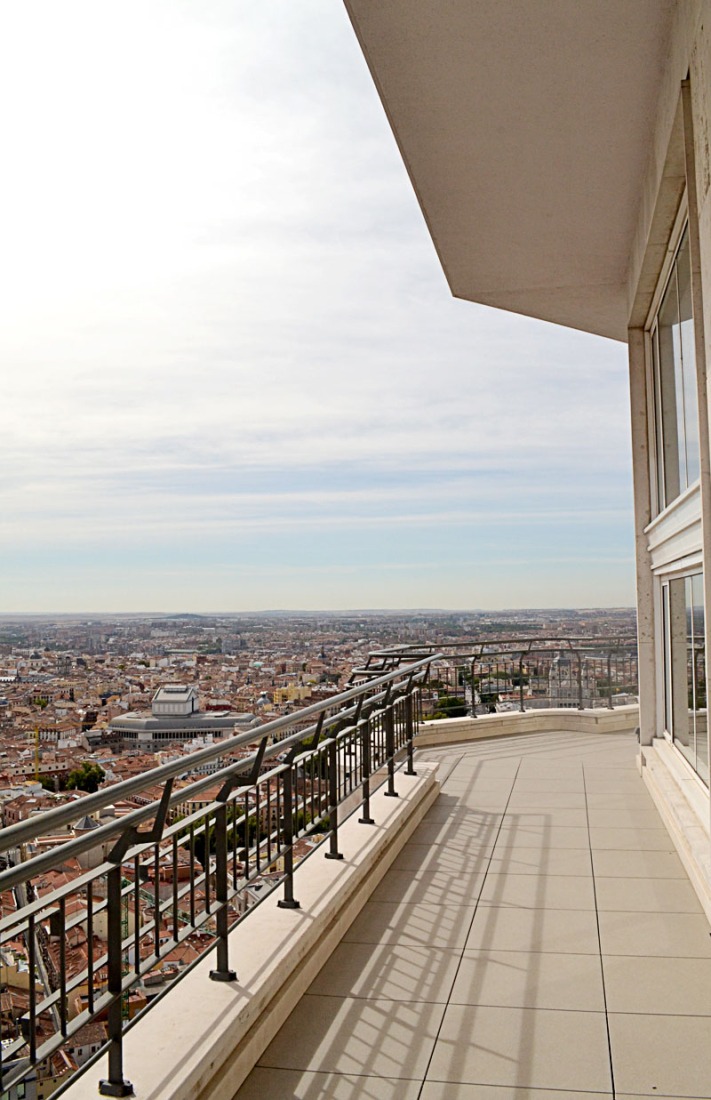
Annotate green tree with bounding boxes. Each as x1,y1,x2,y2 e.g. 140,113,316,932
432,695,468,719
66,762,105,793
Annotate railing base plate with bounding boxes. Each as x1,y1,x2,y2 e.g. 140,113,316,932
277,898,301,908
209,969,237,982
99,1080,134,1097
325,852,344,860
359,816,375,825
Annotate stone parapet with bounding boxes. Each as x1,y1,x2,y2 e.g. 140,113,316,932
416,705,639,747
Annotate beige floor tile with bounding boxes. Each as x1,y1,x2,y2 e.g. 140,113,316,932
426,799,508,818
495,824,590,848
427,1004,612,1092
603,954,711,1014
584,792,653,811
445,765,519,780
510,777,585,793
343,900,478,949
598,909,711,957
592,848,687,879
309,942,460,1003
514,764,593,775
465,904,601,954
441,799,512,818
594,875,703,913
259,994,446,1079
582,774,645,788
439,789,512,807
451,949,604,1011
369,868,485,906
502,809,589,827
235,1068,423,1099
609,1012,711,1097
421,1085,612,1099
488,847,592,877
588,826,677,851
586,808,664,829
445,778,516,789
515,767,590,780
409,816,501,850
441,777,516,791
505,793,588,810
389,843,489,875
478,873,595,910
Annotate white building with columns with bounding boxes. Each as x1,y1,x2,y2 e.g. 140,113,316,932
344,0,711,916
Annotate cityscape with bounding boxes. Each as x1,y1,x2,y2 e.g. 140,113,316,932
0,607,637,1093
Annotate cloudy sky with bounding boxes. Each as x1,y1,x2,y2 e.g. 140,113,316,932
1,1,633,613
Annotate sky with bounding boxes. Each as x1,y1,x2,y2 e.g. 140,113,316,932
0,1,634,614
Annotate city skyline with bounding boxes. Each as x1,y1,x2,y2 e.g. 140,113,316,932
2,2,633,613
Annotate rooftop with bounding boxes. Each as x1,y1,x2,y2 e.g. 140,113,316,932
233,729,711,1099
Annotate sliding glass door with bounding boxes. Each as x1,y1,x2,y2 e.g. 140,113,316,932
663,572,708,785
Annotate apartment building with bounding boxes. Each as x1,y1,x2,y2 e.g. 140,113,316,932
344,0,711,914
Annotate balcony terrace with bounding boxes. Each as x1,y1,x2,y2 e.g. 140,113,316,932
3,641,709,1100
235,728,711,1100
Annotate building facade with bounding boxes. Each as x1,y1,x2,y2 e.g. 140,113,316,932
344,0,711,916
108,684,258,750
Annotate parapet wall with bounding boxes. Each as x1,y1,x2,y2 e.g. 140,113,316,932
416,705,639,747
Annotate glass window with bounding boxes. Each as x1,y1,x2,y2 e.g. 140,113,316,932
665,572,708,785
652,227,700,510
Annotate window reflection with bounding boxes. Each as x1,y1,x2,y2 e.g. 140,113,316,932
653,227,699,510
666,572,707,785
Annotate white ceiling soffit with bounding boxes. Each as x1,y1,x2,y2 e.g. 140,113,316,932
345,0,677,342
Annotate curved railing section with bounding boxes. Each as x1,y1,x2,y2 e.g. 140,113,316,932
356,636,638,717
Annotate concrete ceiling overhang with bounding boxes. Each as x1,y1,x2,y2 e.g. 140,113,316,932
345,0,678,341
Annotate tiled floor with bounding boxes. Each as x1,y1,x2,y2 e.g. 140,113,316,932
233,731,711,1099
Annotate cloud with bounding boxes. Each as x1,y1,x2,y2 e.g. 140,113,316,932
0,1,633,611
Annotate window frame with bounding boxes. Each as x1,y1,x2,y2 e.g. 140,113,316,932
646,199,700,517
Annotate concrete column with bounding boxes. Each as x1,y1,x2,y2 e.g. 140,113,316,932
628,327,657,745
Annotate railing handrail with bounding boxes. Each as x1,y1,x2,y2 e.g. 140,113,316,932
367,635,637,657
0,654,437,854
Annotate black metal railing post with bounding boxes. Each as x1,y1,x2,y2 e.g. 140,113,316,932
278,765,302,906
209,800,237,981
325,735,344,860
405,690,417,776
384,703,398,798
98,866,133,1097
607,651,614,709
359,716,375,825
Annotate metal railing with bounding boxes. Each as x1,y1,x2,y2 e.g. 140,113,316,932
0,655,434,1098
356,636,638,717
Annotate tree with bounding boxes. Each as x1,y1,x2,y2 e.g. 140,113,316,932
66,762,105,793
432,695,468,719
